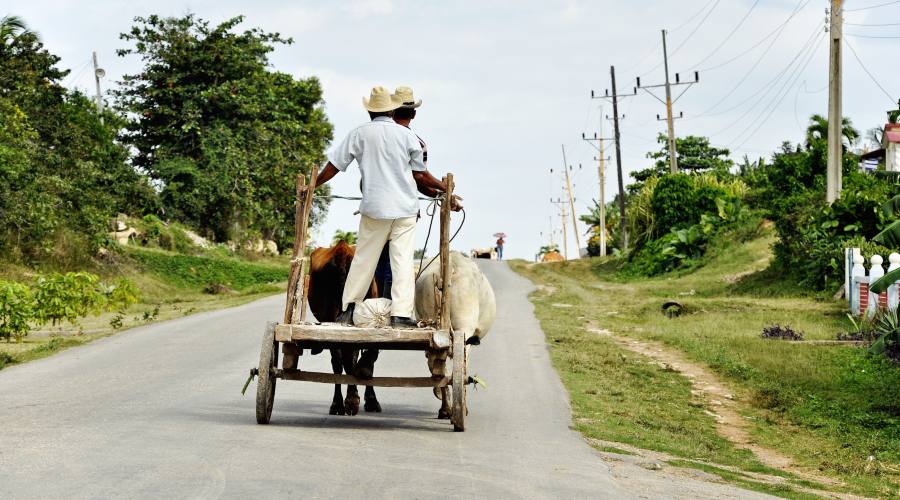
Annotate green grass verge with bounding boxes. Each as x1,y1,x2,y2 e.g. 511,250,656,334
125,247,287,291
510,226,900,497
0,245,289,371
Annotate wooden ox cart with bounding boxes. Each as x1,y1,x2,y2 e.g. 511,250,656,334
252,168,469,431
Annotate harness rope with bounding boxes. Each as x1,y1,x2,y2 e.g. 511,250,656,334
318,192,466,281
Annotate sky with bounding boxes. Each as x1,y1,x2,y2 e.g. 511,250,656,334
13,0,900,259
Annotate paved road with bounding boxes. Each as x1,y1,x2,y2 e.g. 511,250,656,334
0,261,769,499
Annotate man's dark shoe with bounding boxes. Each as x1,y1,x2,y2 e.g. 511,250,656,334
390,316,419,329
336,303,355,326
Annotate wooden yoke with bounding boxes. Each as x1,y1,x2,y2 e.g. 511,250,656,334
439,173,454,331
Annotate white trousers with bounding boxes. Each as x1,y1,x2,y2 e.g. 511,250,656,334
342,215,417,317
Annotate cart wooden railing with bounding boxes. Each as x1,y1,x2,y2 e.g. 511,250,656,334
254,167,466,430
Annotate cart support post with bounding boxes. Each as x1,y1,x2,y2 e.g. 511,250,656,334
439,174,454,330
284,166,319,325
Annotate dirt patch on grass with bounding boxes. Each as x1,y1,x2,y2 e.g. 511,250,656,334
586,323,848,492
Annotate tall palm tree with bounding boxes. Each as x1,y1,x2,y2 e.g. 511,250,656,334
332,230,357,246
0,15,36,46
805,114,859,149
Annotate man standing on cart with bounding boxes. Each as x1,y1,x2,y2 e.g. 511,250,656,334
315,86,454,331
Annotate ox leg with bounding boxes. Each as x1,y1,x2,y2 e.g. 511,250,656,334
354,348,378,380
363,351,381,413
437,386,451,419
341,348,360,416
329,349,346,415
363,385,381,412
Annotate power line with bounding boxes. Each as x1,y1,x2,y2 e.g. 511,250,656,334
730,33,823,150
699,0,810,72
640,0,721,77
670,0,721,55
690,22,821,120
844,37,896,103
845,0,900,12
671,0,718,31
845,32,900,38
689,0,760,69
704,29,821,140
844,21,900,26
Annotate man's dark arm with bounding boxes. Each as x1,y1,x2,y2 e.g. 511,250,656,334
315,162,340,187
413,170,463,211
412,170,446,193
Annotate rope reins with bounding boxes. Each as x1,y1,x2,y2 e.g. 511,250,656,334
317,192,466,280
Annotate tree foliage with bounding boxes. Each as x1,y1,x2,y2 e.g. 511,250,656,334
632,134,734,187
0,19,156,263
114,15,333,249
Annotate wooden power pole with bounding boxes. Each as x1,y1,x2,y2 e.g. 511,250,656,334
635,30,700,174
550,198,569,260
592,66,636,253
561,145,582,257
827,0,843,203
582,108,612,256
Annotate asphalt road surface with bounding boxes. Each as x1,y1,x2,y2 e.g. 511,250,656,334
0,261,770,499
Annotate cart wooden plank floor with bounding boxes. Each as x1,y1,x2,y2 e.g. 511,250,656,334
252,169,468,431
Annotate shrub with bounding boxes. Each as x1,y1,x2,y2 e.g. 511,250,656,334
650,174,698,235
0,280,35,342
103,278,140,311
33,272,106,326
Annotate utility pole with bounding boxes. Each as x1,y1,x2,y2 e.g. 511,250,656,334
92,51,106,124
560,145,582,257
582,108,613,256
550,198,569,260
826,0,843,203
592,66,636,253
662,30,677,173
635,30,700,173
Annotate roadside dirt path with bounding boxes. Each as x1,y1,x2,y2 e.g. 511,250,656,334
585,324,860,498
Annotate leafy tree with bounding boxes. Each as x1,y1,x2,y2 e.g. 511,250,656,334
631,134,734,189
0,15,34,45
114,15,333,249
332,230,357,245
0,20,155,263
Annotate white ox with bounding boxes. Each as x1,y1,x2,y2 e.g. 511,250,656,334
415,251,496,418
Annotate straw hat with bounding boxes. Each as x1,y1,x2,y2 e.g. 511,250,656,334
393,86,422,108
362,86,402,112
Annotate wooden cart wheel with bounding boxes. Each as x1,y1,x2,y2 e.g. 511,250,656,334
451,330,467,432
256,322,278,424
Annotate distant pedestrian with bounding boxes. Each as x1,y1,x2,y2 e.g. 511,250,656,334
496,236,505,260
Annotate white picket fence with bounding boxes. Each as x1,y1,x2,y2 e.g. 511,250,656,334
845,248,900,316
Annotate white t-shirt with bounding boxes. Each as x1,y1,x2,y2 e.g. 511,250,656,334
328,116,426,219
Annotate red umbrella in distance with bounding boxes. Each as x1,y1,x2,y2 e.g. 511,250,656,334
493,232,507,238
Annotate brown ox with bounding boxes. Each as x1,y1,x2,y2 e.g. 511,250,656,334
308,240,381,416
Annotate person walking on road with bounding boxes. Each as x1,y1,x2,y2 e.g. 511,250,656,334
315,86,457,335
496,236,505,260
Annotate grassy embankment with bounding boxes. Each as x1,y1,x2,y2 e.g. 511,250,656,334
511,224,900,498
0,245,288,370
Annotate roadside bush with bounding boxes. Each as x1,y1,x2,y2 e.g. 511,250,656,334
0,281,34,342
33,272,106,326
650,174,697,235
771,171,899,290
